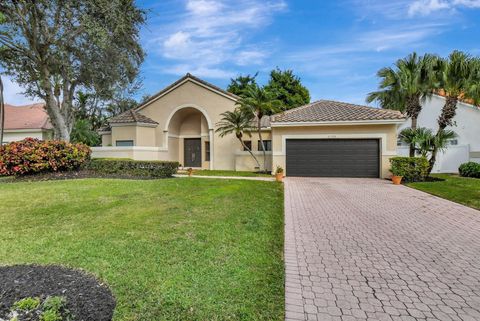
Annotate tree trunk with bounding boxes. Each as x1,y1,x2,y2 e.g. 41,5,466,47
406,96,422,157
39,66,73,141
257,115,267,172
238,135,261,170
428,96,458,175
0,76,4,145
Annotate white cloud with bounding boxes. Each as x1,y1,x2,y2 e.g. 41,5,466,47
408,0,480,16
147,0,287,78
1,76,39,105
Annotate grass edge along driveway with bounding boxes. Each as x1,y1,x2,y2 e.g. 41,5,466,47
408,174,480,210
0,178,284,321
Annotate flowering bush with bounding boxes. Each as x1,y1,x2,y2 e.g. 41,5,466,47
0,138,91,176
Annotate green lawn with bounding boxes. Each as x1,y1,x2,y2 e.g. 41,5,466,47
179,169,272,177
408,174,480,210
0,178,284,320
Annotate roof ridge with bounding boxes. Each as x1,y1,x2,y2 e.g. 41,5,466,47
130,109,138,122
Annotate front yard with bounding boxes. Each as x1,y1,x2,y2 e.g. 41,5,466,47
408,174,480,210
0,178,284,320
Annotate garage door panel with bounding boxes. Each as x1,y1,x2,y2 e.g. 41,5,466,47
286,139,380,178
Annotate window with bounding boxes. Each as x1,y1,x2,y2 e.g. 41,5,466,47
397,139,407,147
205,141,210,161
448,139,458,146
258,140,272,151
116,140,134,147
243,140,252,151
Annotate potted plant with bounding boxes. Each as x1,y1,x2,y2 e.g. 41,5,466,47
275,166,284,182
390,162,405,185
187,168,193,177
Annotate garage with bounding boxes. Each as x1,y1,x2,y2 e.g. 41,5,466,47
286,139,380,178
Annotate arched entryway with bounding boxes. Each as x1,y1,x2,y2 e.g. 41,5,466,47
164,105,213,169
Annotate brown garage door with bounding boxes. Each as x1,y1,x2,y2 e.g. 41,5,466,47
286,139,380,178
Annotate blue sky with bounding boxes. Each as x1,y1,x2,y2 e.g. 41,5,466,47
4,0,480,106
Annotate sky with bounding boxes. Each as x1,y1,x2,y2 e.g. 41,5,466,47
3,0,480,106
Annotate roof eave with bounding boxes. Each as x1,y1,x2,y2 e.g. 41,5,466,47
109,122,158,128
271,119,406,127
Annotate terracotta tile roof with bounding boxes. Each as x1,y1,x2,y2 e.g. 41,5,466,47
272,100,405,123
137,73,239,110
4,103,52,130
109,109,158,125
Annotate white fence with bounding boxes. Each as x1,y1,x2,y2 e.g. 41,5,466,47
397,145,470,173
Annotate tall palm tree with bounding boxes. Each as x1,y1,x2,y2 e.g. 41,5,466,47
237,85,281,172
215,109,261,169
428,51,480,173
367,52,438,156
0,76,4,145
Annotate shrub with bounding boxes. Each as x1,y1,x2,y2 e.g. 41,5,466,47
459,162,480,178
390,157,429,182
85,158,179,178
0,138,91,176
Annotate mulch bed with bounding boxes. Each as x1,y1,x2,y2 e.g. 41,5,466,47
0,170,162,182
0,265,115,321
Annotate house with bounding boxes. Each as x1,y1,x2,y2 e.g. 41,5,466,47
3,103,53,143
94,74,405,178
398,94,480,173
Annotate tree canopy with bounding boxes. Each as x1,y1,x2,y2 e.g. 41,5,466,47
226,73,258,96
227,69,310,110
264,68,310,110
0,0,145,141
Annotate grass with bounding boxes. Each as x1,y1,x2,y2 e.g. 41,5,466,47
408,174,480,210
0,178,284,320
179,169,272,177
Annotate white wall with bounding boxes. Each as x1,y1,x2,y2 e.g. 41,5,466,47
399,95,480,172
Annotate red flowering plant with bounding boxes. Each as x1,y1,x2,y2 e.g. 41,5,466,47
0,138,91,176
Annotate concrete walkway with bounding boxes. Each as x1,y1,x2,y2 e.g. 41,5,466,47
284,177,480,321
173,174,275,181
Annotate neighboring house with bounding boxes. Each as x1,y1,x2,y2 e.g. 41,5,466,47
3,103,53,143
398,95,480,173
94,74,405,178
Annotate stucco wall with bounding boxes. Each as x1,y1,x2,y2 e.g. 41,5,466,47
3,129,52,143
271,124,399,178
101,134,112,146
111,126,136,146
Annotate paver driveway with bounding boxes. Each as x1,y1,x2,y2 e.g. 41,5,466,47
284,178,480,321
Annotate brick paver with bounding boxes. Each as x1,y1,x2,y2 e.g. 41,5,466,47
284,178,480,321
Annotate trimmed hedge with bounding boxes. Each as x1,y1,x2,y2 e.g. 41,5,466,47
390,156,429,182
86,158,179,178
459,162,480,178
0,138,91,176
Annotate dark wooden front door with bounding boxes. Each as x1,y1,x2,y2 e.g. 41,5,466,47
184,138,202,167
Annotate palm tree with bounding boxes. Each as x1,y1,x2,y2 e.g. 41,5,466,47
399,127,456,162
367,52,438,156
0,76,4,145
215,109,261,169
428,51,480,173
236,85,281,172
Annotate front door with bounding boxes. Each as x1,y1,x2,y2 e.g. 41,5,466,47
184,138,202,167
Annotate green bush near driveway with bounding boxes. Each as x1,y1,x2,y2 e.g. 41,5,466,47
0,178,284,320
86,158,179,178
389,156,429,182
459,162,480,178
408,174,480,210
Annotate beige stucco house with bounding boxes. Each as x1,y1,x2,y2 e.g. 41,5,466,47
3,103,53,143
93,74,405,178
